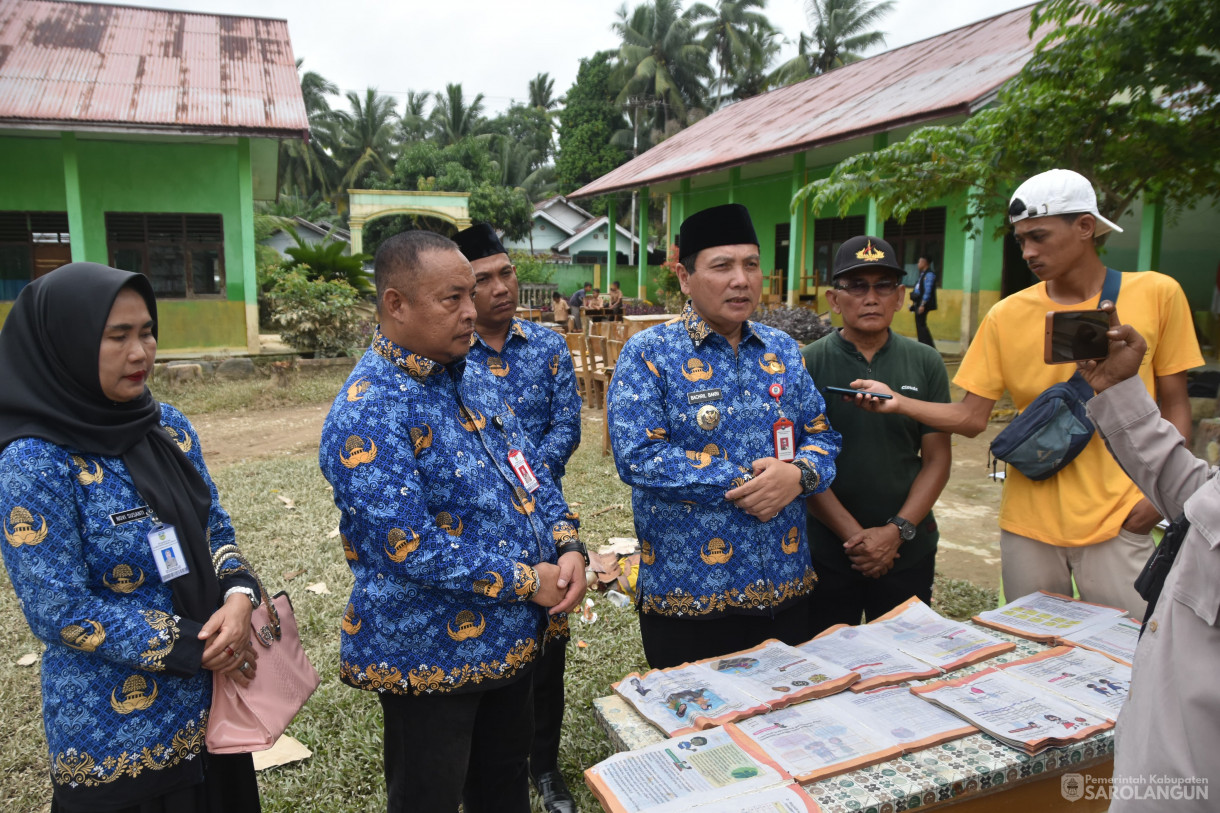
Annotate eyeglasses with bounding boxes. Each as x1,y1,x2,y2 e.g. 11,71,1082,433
833,279,900,297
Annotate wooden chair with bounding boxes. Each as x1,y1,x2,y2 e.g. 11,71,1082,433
601,339,624,456
586,334,609,410
564,332,593,406
608,321,627,343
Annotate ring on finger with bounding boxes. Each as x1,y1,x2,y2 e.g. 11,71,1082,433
239,661,251,673
224,645,235,657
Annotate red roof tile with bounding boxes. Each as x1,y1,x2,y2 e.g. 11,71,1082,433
572,4,1042,198
0,0,308,137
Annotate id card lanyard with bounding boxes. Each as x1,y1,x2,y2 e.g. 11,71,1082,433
147,513,190,583
770,381,795,462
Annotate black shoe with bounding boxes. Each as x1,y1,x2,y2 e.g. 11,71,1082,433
534,769,576,813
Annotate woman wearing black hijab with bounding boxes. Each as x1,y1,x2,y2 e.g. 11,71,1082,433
0,263,263,812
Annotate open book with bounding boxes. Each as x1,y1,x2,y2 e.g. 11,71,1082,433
910,666,1112,754
1057,615,1141,666
996,644,1132,721
973,591,1127,642
728,685,977,782
864,597,1016,671
799,624,944,691
583,726,820,813
614,639,859,736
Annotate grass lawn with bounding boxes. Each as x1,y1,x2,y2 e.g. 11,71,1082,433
0,373,997,812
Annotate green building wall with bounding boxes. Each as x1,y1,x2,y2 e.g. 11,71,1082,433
0,133,262,354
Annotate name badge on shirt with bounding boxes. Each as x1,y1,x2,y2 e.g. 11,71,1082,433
507,449,540,493
687,388,723,405
110,506,152,526
773,418,796,462
148,524,190,582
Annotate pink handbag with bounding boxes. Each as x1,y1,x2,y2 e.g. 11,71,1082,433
206,590,321,754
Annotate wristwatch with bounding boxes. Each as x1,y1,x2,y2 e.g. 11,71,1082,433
887,516,916,541
794,459,820,496
556,540,590,567
223,585,261,609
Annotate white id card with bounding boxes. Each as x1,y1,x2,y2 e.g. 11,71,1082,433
507,449,540,492
148,524,190,582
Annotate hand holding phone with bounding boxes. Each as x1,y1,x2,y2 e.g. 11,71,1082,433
825,385,893,400
1045,310,1111,364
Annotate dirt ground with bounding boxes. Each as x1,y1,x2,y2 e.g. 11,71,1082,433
190,377,1006,591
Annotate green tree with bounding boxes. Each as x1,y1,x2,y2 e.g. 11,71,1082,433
485,104,555,169
399,90,431,142
333,88,399,195
281,227,374,294
556,52,628,197
730,21,782,100
793,0,1220,234
279,60,341,200
772,0,893,84
528,72,559,111
430,83,486,146
267,270,367,357
689,0,775,106
612,0,713,132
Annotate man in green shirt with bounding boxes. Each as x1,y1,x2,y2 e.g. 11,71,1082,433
803,235,952,633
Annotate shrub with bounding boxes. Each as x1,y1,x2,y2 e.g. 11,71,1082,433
751,305,832,346
266,269,367,358
510,250,555,284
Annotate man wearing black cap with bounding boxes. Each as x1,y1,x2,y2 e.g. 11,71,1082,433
802,236,951,632
848,170,1200,615
608,203,841,667
453,223,583,813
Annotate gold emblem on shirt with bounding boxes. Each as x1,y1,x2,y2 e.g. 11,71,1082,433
474,570,505,598
643,354,660,377
410,425,433,455
61,619,105,652
549,355,560,376
70,455,104,486
759,354,785,374
700,537,734,565
342,603,363,635
347,379,372,401
552,522,578,545
340,435,378,468
681,359,713,382
458,407,487,432
341,533,358,561
640,538,656,565
436,512,463,536
103,564,146,593
686,450,712,468
646,427,668,440
110,675,158,714
4,506,48,547
447,610,486,641
782,526,800,554
164,426,192,453
511,487,536,515
385,527,420,562
696,404,721,430
805,414,829,434
486,356,510,377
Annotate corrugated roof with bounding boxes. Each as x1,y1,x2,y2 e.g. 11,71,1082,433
0,0,308,137
572,4,1041,198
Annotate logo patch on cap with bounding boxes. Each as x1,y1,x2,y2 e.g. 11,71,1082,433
855,240,885,262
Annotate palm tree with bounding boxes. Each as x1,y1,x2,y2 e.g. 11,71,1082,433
400,90,431,142
430,83,486,146
730,20,782,100
528,73,558,111
279,60,341,200
808,0,894,73
612,0,713,133
333,88,399,195
689,0,775,107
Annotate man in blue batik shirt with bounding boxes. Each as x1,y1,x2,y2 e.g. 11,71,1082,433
608,204,841,669
319,230,587,813
455,223,582,813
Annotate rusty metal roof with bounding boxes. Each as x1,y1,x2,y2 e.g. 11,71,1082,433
572,4,1042,198
0,0,308,137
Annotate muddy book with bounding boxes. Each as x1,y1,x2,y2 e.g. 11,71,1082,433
728,685,977,782
613,639,859,736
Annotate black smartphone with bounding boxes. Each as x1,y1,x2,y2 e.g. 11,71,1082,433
1044,310,1111,364
824,385,893,400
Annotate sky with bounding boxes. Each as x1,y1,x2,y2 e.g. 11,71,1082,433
107,0,1036,114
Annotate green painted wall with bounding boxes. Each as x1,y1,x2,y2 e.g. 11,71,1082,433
547,263,664,300
0,133,266,353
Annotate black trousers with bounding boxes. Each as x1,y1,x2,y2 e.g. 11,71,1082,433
529,639,567,776
638,599,810,669
807,552,936,635
380,674,534,813
913,308,936,348
51,753,259,813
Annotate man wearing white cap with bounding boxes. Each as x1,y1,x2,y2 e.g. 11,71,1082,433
848,169,1201,614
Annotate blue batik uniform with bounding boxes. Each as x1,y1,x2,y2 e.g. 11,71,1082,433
321,328,580,695
0,405,251,808
608,302,840,619
467,318,581,481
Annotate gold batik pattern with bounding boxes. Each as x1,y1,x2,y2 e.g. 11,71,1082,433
639,567,818,617
50,710,207,788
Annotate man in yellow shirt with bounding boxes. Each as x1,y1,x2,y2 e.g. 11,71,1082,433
846,169,1201,616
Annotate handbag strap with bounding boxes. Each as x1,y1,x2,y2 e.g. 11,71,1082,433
1099,267,1121,307
212,544,281,641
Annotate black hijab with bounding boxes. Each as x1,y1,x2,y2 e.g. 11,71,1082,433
0,263,219,622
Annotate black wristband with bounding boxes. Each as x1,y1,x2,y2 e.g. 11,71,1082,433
556,541,589,566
